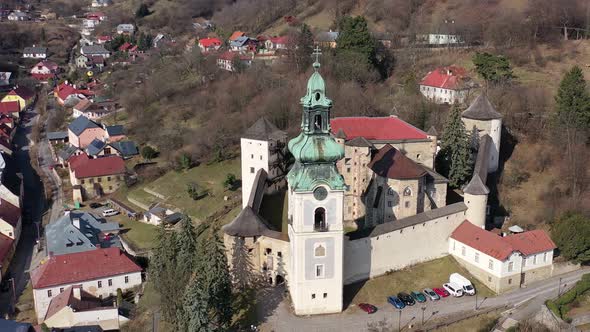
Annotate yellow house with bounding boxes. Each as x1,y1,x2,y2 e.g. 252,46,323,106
1,86,35,112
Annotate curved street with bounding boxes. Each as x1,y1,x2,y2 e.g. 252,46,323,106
260,268,588,331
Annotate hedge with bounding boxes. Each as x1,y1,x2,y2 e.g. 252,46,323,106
547,273,590,319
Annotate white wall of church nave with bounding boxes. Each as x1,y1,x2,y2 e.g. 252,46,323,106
343,209,467,284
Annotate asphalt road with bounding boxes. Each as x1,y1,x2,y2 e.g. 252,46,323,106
0,106,47,316
260,268,589,332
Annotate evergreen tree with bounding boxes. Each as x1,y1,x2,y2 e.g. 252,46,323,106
176,216,199,279
293,24,313,72
184,231,233,331
472,52,515,85
551,213,590,264
436,105,473,188
230,237,259,290
336,16,377,64
136,3,150,18
555,66,590,129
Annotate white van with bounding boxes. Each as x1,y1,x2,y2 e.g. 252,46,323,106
102,209,119,217
450,273,476,296
443,282,464,297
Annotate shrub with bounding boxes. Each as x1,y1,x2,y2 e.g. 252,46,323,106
187,182,206,200
141,146,158,160
177,153,193,171
116,288,123,306
223,173,237,190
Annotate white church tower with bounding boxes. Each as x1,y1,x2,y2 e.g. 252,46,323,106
286,51,347,315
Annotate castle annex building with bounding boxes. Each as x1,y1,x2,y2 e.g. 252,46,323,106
222,59,557,315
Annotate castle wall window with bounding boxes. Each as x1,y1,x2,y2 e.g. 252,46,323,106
488,259,494,270
508,262,514,272
461,246,466,256
250,167,255,173
311,294,316,299
474,252,479,263
403,187,412,196
405,201,410,208
387,188,394,196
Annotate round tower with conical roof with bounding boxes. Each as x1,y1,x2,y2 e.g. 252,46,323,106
286,51,346,315
461,94,502,172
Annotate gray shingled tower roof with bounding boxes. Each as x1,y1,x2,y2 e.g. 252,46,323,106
243,117,286,141
222,206,271,237
462,94,502,120
463,173,490,195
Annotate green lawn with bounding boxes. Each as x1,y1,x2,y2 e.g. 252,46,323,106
112,213,159,252
127,159,241,221
345,256,495,305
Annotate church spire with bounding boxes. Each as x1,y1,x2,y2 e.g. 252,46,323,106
287,50,346,192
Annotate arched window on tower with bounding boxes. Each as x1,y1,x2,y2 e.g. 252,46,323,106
403,187,412,196
314,114,322,132
314,207,327,231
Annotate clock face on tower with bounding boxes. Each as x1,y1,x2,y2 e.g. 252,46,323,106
313,186,328,201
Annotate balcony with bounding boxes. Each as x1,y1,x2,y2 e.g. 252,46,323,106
314,221,328,232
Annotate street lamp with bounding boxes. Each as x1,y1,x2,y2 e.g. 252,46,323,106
398,309,402,332
421,306,427,326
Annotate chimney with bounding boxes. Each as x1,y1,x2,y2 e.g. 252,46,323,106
72,218,80,229
73,287,81,300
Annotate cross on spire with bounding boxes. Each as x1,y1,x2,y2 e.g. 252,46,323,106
312,46,322,70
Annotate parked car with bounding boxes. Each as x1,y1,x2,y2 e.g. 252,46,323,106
102,208,119,217
443,283,464,297
411,290,427,303
387,296,405,309
89,202,102,209
450,273,476,296
433,287,450,298
358,303,377,314
423,288,440,301
397,292,415,306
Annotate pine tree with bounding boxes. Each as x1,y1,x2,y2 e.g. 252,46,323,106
184,231,233,331
555,66,590,129
293,24,313,72
136,3,150,18
230,237,259,290
436,105,473,188
554,66,590,202
336,16,377,64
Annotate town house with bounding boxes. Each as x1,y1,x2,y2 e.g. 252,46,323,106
30,247,142,323
68,154,126,201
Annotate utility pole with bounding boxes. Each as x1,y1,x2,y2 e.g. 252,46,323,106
9,278,16,314
398,309,402,332
475,292,478,310
558,277,562,297
421,306,426,326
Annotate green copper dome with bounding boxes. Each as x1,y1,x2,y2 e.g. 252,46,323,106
286,57,346,192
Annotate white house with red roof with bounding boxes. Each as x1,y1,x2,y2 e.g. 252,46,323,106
198,37,222,52
450,220,556,293
419,66,474,104
30,60,59,82
217,51,252,72
31,247,142,323
265,36,289,50
43,285,129,330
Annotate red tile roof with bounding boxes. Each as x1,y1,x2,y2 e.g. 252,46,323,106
31,248,142,289
229,31,245,41
8,86,35,100
0,233,14,264
269,36,288,45
54,83,77,101
368,144,427,179
34,60,59,71
0,198,21,228
70,154,126,178
330,116,428,141
420,66,468,90
44,285,104,320
199,37,222,48
504,230,556,257
118,42,132,51
451,220,555,261
98,35,112,42
69,153,125,179
218,51,250,61
0,101,20,114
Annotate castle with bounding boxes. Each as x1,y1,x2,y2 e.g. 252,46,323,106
222,57,551,315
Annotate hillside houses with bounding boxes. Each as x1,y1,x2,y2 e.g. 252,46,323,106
23,46,47,59
30,60,59,82
419,66,476,104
